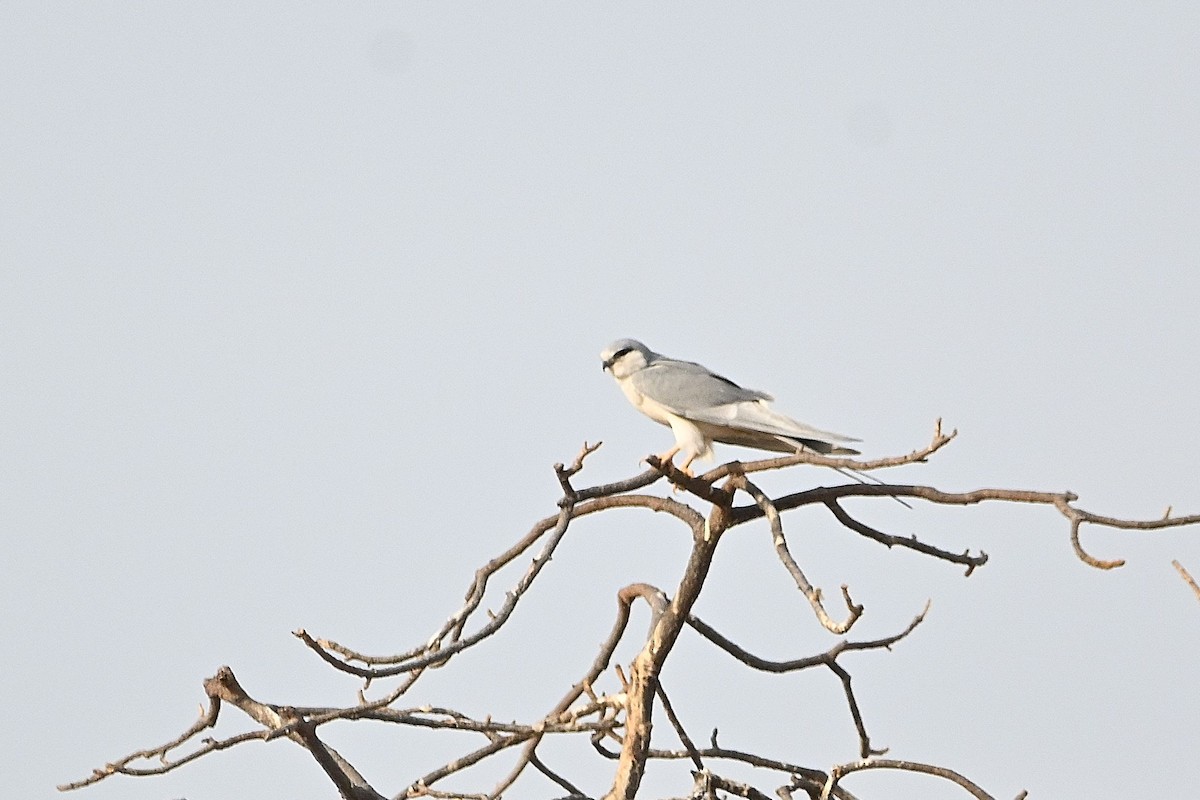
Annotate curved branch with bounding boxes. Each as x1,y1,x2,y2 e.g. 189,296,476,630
1054,497,1200,570
528,753,586,799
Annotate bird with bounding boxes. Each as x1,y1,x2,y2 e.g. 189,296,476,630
600,338,860,476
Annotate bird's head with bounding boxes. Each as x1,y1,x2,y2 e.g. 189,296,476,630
600,338,653,379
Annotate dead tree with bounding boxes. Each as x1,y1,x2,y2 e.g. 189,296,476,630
60,422,1200,799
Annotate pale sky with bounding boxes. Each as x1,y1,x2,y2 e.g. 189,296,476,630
3,4,1199,799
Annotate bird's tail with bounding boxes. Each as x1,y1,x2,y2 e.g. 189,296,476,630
787,437,910,508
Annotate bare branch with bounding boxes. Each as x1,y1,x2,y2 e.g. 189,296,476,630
408,735,526,796
823,499,988,575
61,667,388,800
1055,498,1200,570
733,475,862,634
292,722,386,800
203,668,385,800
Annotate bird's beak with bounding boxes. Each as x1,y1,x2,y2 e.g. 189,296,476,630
601,357,614,372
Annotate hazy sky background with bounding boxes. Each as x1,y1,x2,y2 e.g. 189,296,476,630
4,4,1199,799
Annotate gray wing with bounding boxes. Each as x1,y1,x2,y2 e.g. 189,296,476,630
691,401,861,454
630,358,773,410
632,358,860,455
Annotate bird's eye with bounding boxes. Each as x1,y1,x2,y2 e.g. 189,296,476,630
613,347,632,360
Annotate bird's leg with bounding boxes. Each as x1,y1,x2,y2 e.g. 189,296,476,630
677,452,698,478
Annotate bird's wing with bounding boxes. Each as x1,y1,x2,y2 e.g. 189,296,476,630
695,400,861,449
631,358,860,453
630,359,772,412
